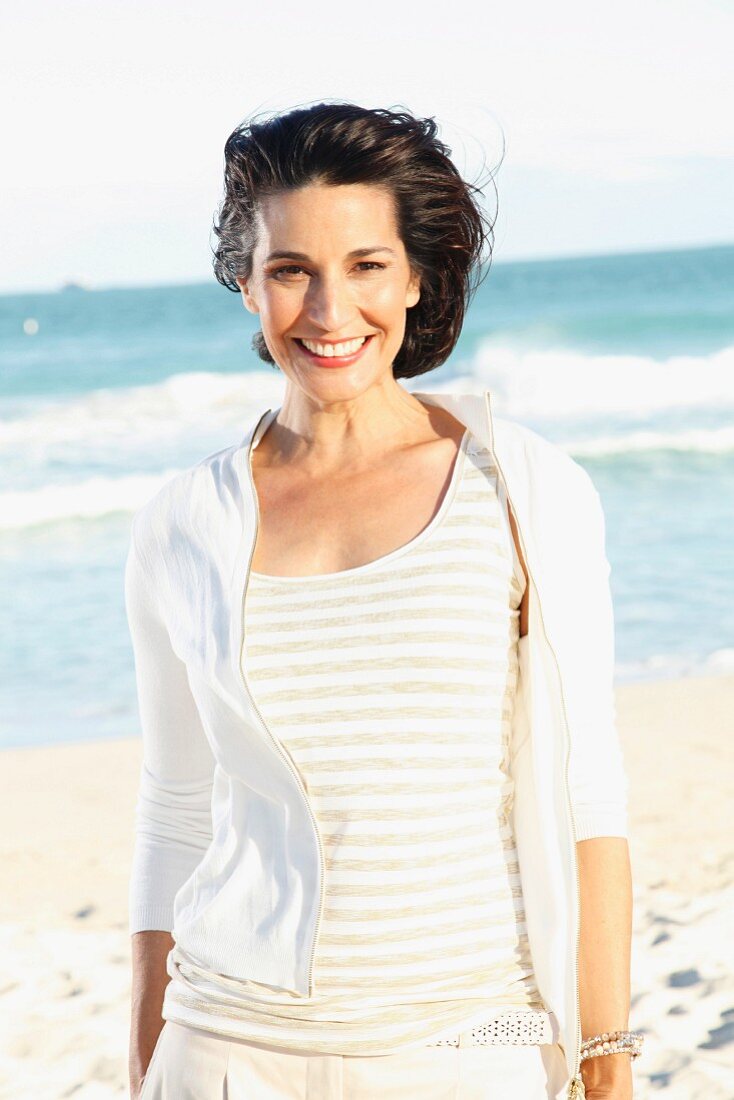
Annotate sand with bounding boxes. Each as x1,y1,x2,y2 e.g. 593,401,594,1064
0,673,732,1099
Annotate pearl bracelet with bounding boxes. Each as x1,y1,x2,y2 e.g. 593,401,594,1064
579,1029,644,1062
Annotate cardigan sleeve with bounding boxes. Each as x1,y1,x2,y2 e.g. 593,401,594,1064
562,472,630,841
124,515,216,935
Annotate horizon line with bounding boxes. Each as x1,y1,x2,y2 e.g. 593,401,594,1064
1,238,732,299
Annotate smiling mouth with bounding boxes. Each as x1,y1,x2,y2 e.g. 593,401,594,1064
293,334,375,363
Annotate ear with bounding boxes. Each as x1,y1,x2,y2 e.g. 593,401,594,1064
236,276,260,315
406,269,421,309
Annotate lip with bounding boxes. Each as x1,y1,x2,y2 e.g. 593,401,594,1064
292,334,374,368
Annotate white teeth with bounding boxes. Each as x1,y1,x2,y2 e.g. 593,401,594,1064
300,336,367,357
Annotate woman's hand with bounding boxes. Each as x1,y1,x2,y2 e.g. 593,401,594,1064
129,1073,147,1100
129,932,173,1100
581,1051,634,1098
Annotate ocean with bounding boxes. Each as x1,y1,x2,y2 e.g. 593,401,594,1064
1,243,733,749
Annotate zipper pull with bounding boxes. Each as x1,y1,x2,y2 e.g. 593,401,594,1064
567,1073,586,1098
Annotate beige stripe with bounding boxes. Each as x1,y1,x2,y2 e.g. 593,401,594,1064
302,753,507,773
244,629,516,658
317,935,526,971
318,912,525,946
320,819,495,846
249,682,514,710
320,889,522,922
271,729,511,753
248,652,513,677
310,962,534,990
307,777,509,798
315,801,497,822
266,703,504,726
245,598,514,635
323,842,517,875
324,865,518,898
248,570,513,607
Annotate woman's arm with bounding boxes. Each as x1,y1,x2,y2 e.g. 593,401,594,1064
129,931,173,1097
124,513,217,1093
564,478,634,1095
577,837,633,1098
508,478,635,1096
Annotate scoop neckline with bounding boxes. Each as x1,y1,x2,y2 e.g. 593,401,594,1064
249,425,472,583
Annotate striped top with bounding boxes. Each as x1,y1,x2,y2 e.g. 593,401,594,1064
163,424,553,1055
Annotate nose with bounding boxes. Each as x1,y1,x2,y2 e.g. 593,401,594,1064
304,271,359,334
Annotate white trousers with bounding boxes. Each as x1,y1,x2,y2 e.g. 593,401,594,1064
140,1020,571,1099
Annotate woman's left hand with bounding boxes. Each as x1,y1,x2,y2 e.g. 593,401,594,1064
581,1052,634,1098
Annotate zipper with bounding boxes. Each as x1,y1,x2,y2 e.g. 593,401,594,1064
238,409,326,998
483,392,584,1098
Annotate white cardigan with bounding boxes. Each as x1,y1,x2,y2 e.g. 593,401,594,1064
125,388,629,1098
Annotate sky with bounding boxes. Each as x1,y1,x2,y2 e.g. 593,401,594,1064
2,0,732,294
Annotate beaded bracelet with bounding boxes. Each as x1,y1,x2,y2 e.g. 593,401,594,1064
580,1029,644,1062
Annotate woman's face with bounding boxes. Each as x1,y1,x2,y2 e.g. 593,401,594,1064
237,182,421,399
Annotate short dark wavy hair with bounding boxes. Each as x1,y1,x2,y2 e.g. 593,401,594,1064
211,101,498,379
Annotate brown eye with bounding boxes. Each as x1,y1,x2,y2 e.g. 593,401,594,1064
269,265,306,279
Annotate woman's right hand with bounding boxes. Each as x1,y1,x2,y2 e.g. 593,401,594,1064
129,932,173,1100
129,1076,146,1100
130,1052,158,1100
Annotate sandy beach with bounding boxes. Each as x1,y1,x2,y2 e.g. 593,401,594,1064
0,673,732,1099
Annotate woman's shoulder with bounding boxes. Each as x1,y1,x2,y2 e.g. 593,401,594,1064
130,440,243,563
491,413,598,500
417,389,600,515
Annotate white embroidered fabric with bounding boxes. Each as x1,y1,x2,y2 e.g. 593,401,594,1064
427,1010,556,1046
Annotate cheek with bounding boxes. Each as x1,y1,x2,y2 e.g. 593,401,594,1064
261,288,303,332
361,280,410,317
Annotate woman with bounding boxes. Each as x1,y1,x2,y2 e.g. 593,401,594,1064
126,103,642,1099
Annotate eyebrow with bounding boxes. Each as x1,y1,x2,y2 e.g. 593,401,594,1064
264,246,398,263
